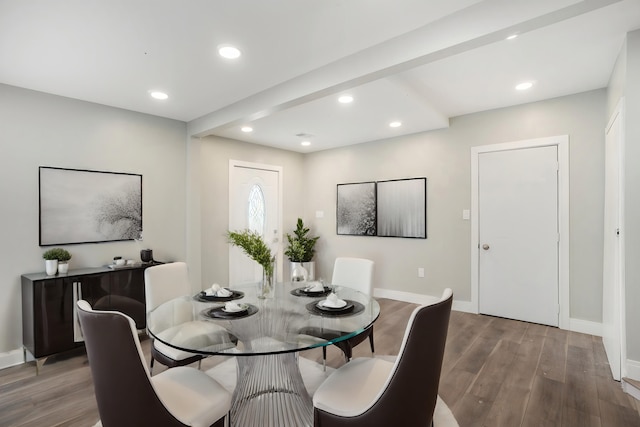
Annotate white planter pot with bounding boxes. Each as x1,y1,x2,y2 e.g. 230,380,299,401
58,262,69,274
290,261,315,282
45,259,58,276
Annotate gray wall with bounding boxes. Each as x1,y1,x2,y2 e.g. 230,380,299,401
0,77,615,362
0,84,188,355
303,89,606,322
190,135,305,289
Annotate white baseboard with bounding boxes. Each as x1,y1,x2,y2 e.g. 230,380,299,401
622,377,640,401
374,288,602,336
568,317,602,337
0,348,24,370
373,288,440,305
373,288,474,313
625,359,640,381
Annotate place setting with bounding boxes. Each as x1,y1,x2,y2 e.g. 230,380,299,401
290,280,332,297
306,291,364,317
195,283,245,302
202,301,258,320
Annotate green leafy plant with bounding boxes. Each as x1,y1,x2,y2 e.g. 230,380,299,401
227,230,274,277
42,248,72,262
284,218,319,262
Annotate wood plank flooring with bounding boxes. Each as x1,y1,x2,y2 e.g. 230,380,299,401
1,298,639,426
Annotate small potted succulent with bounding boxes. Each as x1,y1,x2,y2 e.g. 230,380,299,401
42,248,72,275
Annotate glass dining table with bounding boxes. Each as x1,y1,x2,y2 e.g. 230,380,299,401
146,281,380,427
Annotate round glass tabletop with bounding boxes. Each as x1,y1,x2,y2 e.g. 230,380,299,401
146,281,380,357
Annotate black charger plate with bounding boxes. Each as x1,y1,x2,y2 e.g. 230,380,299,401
195,290,244,303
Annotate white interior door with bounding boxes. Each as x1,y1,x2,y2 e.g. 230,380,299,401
478,146,559,326
229,161,282,285
602,100,625,381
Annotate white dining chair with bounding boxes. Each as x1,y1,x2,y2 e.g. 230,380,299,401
144,262,204,372
324,257,375,364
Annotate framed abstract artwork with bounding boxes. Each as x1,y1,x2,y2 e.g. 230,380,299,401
376,177,426,238
39,166,142,245
336,182,376,236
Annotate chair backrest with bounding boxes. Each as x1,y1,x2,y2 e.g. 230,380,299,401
76,300,185,427
144,262,191,312
331,257,374,295
351,289,453,425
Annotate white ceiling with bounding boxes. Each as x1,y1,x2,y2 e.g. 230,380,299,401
1,0,639,152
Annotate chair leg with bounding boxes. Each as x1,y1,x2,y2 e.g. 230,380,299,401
369,333,375,356
322,346,327,371
197,359,202,370
150,356,155,375
344,345,352,363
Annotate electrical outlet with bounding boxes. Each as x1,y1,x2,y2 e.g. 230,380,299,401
418,267,425,278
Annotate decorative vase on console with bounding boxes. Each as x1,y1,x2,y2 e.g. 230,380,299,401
44,259,58,276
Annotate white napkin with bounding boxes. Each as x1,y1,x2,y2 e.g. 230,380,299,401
216,287,233,297
224,301,245,312
321,292,347,308
204,283,233,297
305,281,325,292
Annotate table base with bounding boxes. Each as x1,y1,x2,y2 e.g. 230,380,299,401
231,353,313,426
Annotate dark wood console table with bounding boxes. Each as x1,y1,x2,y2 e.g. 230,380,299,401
21,264,155,373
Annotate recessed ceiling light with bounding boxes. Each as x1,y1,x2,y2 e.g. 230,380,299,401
301,141,311,146
389,121,402,128
506,34,518,40
241,126,253,133
218,45,241,59
338,95,354,104
515,81,534,91
150,91,168,100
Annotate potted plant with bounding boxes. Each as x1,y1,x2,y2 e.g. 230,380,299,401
227,229,275,298
42,248,71,275
57,249,72,274
284,218,319,281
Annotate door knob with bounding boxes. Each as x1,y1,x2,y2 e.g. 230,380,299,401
482,244,490,250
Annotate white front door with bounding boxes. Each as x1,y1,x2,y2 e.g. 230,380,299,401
478,145,559,326
229,161,282,285
602,100,625,381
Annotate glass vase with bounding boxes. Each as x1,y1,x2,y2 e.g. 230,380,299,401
258,260,276,299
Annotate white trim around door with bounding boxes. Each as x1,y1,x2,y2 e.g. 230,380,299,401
471,135,570,330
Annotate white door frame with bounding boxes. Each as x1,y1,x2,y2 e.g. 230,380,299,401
228,159,284,282
471,135,570,330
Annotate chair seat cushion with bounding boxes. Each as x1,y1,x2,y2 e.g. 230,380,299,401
152,366,231,427
313,357,394,417
153,339,202,362
153,321,235,360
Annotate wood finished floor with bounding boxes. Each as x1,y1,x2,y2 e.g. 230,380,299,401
1,298,639,427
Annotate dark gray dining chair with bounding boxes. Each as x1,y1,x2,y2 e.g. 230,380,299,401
77,300,231,427
313,288,453,427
